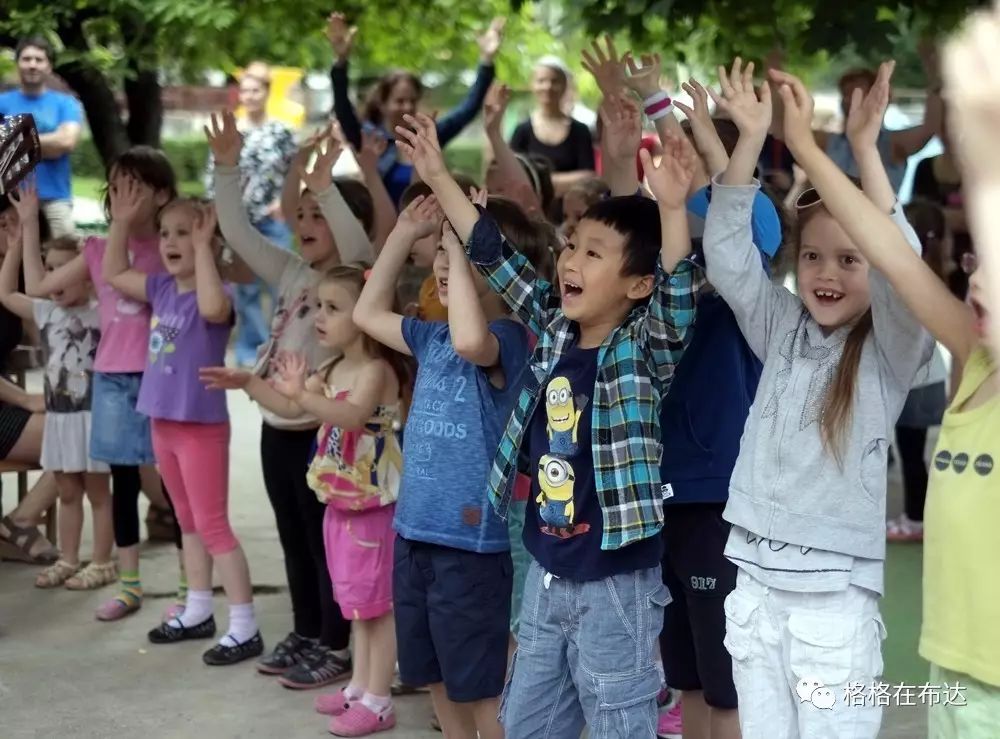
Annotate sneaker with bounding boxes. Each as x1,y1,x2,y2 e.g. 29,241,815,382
887,514,924,543
256,632,313,675
329,702,396,737
279,645,352,690
315,687,358,716
657,700,683,737
203,631,265,666
148,616,217,644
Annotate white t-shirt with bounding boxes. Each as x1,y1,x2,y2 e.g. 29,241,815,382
725,525,884,595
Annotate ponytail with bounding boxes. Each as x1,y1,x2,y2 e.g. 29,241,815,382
821,309,873,465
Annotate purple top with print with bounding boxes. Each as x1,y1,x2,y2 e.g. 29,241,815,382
137,274,234,423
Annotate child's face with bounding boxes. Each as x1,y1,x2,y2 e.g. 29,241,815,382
968,257,991,339
408,210,444,269
557,218,651,325
46,249,89,306
314,280,361,349
158,206,198,279
431,236,489,309
296,193,337,268
797,210,872,331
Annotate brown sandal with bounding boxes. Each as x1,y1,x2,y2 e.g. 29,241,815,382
35,559,79,588
0,515,59,564
65,561,118,590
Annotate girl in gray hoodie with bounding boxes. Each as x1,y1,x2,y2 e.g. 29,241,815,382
702,59,933,738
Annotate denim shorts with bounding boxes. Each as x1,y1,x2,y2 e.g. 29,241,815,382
393,536,513,702
501,561,670,738
90,372,155,465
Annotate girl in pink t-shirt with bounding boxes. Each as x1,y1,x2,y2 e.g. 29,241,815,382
27,146,191,622
104,187,260,666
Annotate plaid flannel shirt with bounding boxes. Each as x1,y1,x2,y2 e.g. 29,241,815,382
466,212,703,550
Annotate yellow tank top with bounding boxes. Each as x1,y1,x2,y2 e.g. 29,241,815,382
919,346,1000,686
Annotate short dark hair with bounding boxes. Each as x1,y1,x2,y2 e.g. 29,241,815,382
581,196,661,277
16,36,54,63
102,146,178,221
333,178,375,236
43,235,81,255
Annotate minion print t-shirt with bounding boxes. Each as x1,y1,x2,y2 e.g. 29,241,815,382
523,343,662,581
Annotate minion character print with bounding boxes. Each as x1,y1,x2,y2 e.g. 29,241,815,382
545,376,586,456
537,376,590,539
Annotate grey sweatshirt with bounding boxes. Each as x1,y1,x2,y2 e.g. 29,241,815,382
703,179,933,561
215,165,374,429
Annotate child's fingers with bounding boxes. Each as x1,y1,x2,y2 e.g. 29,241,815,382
672,101,695,120
742,61,755,91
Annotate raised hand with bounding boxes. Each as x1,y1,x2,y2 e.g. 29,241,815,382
641,131,698,210
623,52,665,99
326,12,358,62
357,128,388,172
674,79,713,130
469,186,489,208
301,134,343,193
581,35,626,97
483,83,511,139
599,93,641,163
846,60,894,152
273,353,307,399
109,175,145,224
477,17,506,63
768,69,815,156
192,203,218,249
199,366,253,390
9,178,39,220
440,219,462,253
395,113,446,184
711,58,771,138
204,111,242,168
395,194,443,242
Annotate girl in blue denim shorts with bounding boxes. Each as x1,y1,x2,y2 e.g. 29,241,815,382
30,146,192,622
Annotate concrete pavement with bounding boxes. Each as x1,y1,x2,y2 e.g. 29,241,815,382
0,384,928,737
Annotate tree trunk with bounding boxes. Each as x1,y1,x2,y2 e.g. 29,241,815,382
124,67,163,149
55,62,130,169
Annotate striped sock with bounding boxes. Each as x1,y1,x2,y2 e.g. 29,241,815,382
176,571,188,607
114,570,143,608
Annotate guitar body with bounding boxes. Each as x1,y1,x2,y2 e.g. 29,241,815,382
0,113,41,195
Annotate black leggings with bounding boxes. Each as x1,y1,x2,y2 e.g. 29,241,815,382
895,426,929,522
260,423,351,650
110,465,182,548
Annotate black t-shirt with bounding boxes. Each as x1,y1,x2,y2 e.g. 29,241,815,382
523,344,662,580
510,118,595,173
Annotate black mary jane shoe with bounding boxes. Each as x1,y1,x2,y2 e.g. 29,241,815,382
202,632,265,666
148,616,217,644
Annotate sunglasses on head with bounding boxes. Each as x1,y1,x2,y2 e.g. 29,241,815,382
794,187,822,211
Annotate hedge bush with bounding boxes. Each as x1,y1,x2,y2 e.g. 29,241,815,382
70,137,484,185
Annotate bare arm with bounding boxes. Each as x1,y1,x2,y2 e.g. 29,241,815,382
354,197,441,356
39,122,81,159
0,241,33,321
192,206,233,324
443,221,499,368
354,130,397,251
102,220,148,303
889,90,943,163
246,375,305,418
279,358,390,430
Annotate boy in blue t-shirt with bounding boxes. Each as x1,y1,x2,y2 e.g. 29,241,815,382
0,37,83,237
355,193,529,738
396,113,701,736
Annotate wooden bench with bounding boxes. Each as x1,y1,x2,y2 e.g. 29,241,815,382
1,345,56,543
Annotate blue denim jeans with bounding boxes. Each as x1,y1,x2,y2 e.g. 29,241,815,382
501,560,670,738
234,217,292,366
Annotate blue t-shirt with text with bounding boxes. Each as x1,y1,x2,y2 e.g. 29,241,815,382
0,89,82,201
397,317,529,553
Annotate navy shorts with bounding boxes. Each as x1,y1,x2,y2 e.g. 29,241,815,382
393,535,513,702
659,503,739,709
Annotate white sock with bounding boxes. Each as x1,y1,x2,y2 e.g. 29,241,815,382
222,602,258,646
173,589,213,627
361,693,391,713
344,683,365,701
331,647,351,661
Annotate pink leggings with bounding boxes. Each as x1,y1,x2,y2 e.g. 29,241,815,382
151,419,237,555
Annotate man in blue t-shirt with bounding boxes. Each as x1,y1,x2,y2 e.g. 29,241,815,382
0,36,83,237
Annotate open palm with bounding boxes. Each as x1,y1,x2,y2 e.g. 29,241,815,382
711,58,771,137
205,112,242,168
846,61,893,151
642,133,697,210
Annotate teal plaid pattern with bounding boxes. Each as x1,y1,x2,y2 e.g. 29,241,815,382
466,213,702,550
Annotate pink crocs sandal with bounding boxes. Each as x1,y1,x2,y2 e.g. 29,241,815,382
328,702,396,737
316,688,357,716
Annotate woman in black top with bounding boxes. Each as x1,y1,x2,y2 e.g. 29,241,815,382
510,58,595,194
